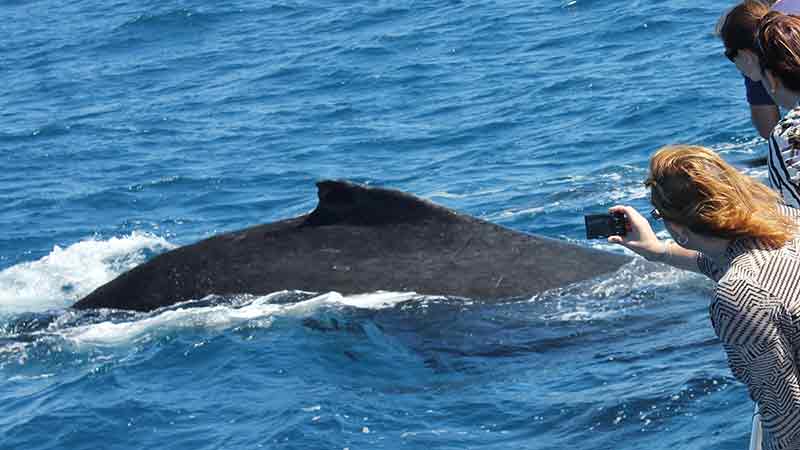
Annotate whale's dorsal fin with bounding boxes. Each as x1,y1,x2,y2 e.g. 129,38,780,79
302,180,458,226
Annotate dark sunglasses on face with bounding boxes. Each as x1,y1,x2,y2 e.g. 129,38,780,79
725,47,738,63
650,208,663,221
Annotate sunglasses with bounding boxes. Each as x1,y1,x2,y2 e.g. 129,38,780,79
650,208,663,221
725,47,738,63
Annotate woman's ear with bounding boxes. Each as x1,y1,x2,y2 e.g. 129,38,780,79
739,49,763,81
763,68,781,95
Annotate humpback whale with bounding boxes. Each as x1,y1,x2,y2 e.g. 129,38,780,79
73,180,631,312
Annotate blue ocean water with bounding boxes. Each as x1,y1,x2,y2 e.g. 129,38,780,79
0,0,772,448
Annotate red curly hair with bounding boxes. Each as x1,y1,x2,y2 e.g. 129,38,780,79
645,145,795,247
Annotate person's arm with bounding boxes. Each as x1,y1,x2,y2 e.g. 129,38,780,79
607,205,703,274
744,76,780,139
751,104,780,139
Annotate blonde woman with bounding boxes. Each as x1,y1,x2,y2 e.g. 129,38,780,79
610,145,800,450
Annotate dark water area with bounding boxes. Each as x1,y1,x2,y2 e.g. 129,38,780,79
0,0,769,448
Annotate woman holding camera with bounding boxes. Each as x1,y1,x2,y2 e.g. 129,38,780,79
610,145,800,450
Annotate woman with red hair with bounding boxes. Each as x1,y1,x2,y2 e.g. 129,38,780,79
611,145,800,450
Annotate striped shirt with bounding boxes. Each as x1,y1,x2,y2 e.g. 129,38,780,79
700,206,800,450
769,108,800,208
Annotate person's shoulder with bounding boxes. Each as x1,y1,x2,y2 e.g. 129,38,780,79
716,265,757,291
778,204,800,220
775,204,800,232
777,106,800,129
773,106,800,140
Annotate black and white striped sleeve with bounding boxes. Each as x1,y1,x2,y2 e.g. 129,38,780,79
710,278,800,449
769,127,800,208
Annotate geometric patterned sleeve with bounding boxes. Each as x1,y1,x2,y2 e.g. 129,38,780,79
710,278,800,450
697,252,722,282
779,204,800,221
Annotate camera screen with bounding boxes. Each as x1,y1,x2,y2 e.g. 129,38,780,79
584,213,625,239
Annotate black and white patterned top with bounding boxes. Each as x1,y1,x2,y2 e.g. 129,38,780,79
700,206,800,450
769,108,800,208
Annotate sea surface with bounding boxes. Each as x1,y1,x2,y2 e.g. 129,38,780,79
0,0,771,449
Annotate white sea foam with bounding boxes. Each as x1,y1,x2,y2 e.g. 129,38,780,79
742,166,769,181
712,137,763,155
712,139,769,182
534,232,708,323
607,182,649,202
0,232,175,313
581,258,701,299
63,291,419,347
588,230,703,296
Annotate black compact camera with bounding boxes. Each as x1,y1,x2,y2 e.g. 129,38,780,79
584,212,627,239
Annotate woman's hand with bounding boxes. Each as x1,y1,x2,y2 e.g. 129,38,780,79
607,205,665,261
